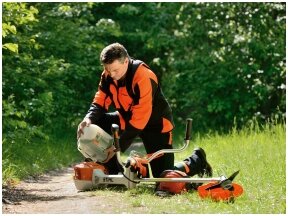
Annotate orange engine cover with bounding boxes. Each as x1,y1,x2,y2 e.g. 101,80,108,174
74,162,108,181
157,170,188,194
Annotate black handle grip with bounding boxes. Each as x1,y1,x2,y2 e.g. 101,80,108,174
125,160,131,168
111,124,120,152
185,118,193,140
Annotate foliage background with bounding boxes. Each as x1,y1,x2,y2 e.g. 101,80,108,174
2,2,286,181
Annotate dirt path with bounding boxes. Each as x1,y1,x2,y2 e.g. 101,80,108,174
2,144,146,214
2,166,136,214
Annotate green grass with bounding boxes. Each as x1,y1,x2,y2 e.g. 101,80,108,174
2,121,286,213
2,130,82,185
91,121,286,214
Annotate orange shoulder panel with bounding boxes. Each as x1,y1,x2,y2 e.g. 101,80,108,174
92,90,111,110
129,64,157,130
132,64,158,87
93,71,112,110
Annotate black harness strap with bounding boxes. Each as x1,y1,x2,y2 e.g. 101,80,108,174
125,59,143,103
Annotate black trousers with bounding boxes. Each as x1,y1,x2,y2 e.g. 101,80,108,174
91,112,174,177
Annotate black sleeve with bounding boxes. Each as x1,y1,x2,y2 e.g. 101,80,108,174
85,103,106,124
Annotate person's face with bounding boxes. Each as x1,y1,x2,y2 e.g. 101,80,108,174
104,58,129,80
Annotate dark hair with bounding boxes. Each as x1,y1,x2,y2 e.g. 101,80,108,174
100,43,129,64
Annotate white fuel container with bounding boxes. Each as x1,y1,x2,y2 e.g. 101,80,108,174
77,124,113,163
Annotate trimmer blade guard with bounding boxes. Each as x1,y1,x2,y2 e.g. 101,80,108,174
198,182,244,202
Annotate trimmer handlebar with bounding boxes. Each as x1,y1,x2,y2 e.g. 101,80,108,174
146,118,193,162
185,118,193,140
112,118,193,170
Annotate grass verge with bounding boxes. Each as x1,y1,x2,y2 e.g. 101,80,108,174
2,129,82,185
91,121,286,214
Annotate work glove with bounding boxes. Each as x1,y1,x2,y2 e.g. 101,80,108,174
125,156,148,178
77,118,91,139
102,146,116,163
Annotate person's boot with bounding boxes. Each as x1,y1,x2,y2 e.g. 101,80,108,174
174,147,213,190
174,147,213,177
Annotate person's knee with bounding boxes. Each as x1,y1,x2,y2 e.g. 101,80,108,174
150,153,174,177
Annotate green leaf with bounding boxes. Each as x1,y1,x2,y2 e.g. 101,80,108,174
17,121,27,129
3,43,18,53
2,23,17,37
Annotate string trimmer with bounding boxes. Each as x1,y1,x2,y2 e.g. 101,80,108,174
73,119,243,201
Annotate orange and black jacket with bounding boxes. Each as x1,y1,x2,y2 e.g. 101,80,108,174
85,59,174,152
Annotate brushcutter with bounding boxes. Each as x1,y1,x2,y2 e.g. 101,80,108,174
73,118,243,201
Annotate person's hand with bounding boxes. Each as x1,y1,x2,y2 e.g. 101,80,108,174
77,118,91,139
125,156,148,178
102,146,116,163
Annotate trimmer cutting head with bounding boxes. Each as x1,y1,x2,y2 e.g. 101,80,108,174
198,170,243,201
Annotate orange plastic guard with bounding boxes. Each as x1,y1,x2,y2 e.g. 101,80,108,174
198,182,244,202
74,162,108,181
